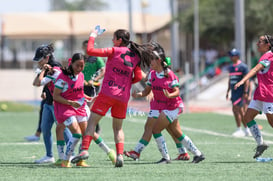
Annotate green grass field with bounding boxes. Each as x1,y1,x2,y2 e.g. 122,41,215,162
1,110,273,181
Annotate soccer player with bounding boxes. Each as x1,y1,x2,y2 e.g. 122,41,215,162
53,53,91,167
71,26,152,167
234,35,273,158
124,64,190,161
226,48,251,137
32,44,72,164
126,42,204,164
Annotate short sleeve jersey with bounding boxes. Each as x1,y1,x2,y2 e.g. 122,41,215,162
82,56,105,82
100,46,140,102
54,72,87,123
254,51,273,102
147,69,184,110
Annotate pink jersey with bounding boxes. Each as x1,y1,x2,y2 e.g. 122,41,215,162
147,69,184,110
254,51,273,102
54,72,87,123
100,47,140,102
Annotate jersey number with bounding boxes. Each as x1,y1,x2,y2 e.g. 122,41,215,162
121,51,135,67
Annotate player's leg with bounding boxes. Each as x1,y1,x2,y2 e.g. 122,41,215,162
166,123,189,161
124,115,158,160
152,112,171,163
169,120,204,163
245,100,267,158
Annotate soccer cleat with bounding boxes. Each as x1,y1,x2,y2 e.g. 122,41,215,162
24,135,40,142
192,154,205,163
175,153,190,161
115,154,124,167
55,159,63,166
71,150,89,164
34,156,55,164
253,144,269,159
124,150,140,160
156,158,171,164
107,149,116,165
61,160,72,168
76,160,90,167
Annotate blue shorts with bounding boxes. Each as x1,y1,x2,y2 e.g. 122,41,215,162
231,91,244,107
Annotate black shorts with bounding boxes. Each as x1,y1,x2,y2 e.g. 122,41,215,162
84,85,100,97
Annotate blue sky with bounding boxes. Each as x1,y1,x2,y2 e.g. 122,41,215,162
0,0,170,15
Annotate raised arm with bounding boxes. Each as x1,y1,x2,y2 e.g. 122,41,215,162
87,25,114,57
87,36,114,57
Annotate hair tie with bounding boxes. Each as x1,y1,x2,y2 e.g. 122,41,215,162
165,57,171,66
68,58,72,66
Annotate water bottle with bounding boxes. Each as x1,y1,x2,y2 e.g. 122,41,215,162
256,157,273,162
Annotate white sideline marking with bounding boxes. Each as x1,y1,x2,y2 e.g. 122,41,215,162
127,118,273,144
1,118,273,145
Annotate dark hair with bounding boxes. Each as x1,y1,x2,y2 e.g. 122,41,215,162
61,53,84,78
82,40,88,46
33,43,55,62
264,35,273,52
151,42,169,77
114,29,152,68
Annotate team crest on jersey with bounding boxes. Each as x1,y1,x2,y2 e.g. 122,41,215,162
71,84,74,88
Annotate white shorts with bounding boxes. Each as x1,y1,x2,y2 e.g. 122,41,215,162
63,104,90,126
248,99,273,114
148,108,182,123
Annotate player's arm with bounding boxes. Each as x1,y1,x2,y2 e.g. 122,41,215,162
53,79,81,108
33,64,52,86
243,79,250,100
235,63,264,89
132,66,142,84
132,85,152,98
226,78,230,100
87,36,114,57
93,67,105,82
163,86,180,98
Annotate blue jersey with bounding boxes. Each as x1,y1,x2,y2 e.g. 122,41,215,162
228,60,248,104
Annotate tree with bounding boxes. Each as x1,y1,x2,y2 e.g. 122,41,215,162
179,0,273,49
50,0,108,11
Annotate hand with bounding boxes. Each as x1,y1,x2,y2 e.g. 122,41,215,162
132,91,141,98
42,64,52,71
87,80,93,86
234,81,243,90
95,25,106,35
69,101,81,108
90,25,106,38
243,93,249,101
41,92,46,99
163,89,170,98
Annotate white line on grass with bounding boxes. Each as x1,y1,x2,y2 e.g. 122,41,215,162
126,118,273,144
1,118,273,145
